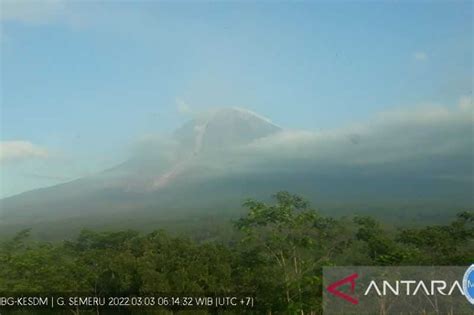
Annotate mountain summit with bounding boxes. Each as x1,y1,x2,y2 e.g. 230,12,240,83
173,107,281,155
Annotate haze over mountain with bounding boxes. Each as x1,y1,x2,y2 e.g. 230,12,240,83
0,104,472,239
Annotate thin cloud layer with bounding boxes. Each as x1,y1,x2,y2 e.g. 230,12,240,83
0,141,49,163
413,51,428,61
0,0,66,24
169,98,473,185
242,100,471,165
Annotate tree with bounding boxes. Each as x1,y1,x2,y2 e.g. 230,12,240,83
234,191,349,314
396,210,474,265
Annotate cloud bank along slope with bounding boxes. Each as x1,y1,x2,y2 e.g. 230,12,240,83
137,99,473,191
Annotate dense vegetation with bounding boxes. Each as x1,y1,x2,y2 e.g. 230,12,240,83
0,192,472,314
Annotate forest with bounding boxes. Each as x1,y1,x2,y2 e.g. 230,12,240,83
0,192,472,314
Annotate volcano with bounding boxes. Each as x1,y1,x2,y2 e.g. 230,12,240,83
0,107,471,239
0,108,285,237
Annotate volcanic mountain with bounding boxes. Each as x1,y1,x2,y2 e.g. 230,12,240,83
0,108,285,237
0,107,471,239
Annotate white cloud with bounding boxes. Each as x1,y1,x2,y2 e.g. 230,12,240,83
0,141,49,163
176,98,193,116
0,0,93,33
458,95,473,111
413,51,428,61
0,0,66,24
222,99,473,172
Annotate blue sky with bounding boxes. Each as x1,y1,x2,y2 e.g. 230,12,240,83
0,0,472,197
